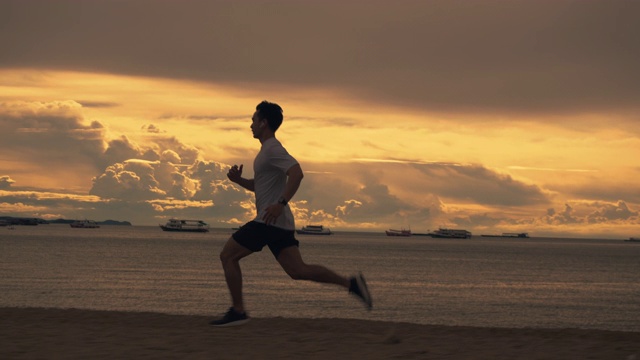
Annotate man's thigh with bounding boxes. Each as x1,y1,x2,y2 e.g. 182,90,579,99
275,246,306,272
221,236,254,260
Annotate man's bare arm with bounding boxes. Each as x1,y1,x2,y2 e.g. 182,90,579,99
281,164,304,203
262,164,304,224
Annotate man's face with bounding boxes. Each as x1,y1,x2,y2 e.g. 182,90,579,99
250,111,266,138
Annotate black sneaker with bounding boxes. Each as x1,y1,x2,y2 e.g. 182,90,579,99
209,307,250,327
349,273,372,310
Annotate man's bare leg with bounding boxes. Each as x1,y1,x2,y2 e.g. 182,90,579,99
276,246,372,309
219,237,253,313
276,246,350,286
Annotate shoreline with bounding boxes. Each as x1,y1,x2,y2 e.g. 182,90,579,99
2,307,638,359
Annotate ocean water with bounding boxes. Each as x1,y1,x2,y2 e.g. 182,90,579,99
1,224,639,332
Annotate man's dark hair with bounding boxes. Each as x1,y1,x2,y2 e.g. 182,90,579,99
256,101,283,132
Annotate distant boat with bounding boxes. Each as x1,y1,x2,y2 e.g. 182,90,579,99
296,225,332,235
625,237,640,242
70,220,100,228
385,228,412,237
481,232,529,238
160,219,209,233
428,228,472,239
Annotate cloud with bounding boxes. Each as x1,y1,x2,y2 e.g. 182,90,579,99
450,213,504,229
101,136,151,169
0,100,213,185
90,158,212,201
542,201,639,226
269,160,553,230
0,176,15,189
1,1,638,117
148,199,214,211
410,163,550,206
544,203,580,225
0,101,109,189
0,101,107,165
76,101,119,108
507,166,597,173
0,100,254,224
153,137,200,165
141,124,163,133
586,201,638,223
289,165,448,228
349,159,551,207
0,189,104,220
336,199,363,217
551,182,640,204
91,160,167,200
0,201,56,216
89,157,253,221
0,93,636,235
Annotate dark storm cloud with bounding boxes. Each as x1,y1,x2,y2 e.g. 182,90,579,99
1,0,638,116
410,162,550,206
293,161,548,227
0,101,107,169
336,179,413,223
550,182,640,204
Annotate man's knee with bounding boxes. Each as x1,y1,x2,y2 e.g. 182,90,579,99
219,238,249,264
283,265,308,280
219,249,228,263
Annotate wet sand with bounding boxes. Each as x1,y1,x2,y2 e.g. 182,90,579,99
1,307,638,359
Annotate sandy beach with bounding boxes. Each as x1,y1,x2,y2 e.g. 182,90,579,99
1,307,638,359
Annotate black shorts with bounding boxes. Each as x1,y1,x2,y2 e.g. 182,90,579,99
232,221,299,258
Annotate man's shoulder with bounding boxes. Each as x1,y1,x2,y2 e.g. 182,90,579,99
263,137,283,147
262,138,289,153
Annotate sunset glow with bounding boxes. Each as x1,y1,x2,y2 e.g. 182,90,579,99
1,1,638,238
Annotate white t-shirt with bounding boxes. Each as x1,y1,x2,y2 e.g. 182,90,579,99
253,137,299,230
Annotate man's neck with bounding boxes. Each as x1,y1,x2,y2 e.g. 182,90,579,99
259,133,276,144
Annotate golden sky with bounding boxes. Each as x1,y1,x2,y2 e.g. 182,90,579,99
0,1,639,238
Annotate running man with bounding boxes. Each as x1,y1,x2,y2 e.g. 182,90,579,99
211,101,372,327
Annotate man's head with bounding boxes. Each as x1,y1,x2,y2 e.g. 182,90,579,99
255,101,283,132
